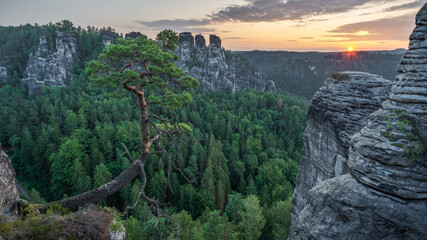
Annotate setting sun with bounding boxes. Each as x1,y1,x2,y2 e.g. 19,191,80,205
348,46,354,51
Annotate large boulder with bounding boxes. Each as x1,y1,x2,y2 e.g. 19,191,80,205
0,143,19,215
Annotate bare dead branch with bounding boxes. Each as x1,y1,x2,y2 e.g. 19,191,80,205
119,64,131,73
121,143,135,162
149,115,167,123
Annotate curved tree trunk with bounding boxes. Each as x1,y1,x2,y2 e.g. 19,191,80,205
47,90,151,212
50,155,146,212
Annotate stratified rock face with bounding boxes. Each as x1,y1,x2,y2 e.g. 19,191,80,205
295,175,427,239
289,72,392,236
291,4,427,239
0,66,6,82
21,31,77,94
349,3,427,200
0,143,19,215
176,33,275,92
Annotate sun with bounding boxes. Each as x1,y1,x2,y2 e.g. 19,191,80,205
348,46,354,51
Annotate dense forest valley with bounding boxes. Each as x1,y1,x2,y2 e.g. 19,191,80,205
239,48,404,99
0,21,307,239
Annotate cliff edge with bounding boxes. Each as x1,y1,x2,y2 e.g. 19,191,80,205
290,3,427,239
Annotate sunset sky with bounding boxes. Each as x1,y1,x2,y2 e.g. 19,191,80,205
0,0,424,51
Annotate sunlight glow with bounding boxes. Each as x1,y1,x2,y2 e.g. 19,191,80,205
348,46,354,51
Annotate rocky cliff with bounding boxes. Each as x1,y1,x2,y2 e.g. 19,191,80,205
176,32,276,92
0,143,19,215
290,3,427,239
21,31,77,94
289,72,392,235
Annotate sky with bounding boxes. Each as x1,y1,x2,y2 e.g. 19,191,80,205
0,0,424,51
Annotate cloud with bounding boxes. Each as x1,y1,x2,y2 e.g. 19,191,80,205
209,0,392,22
382,0,424,12
223,37,246,40
136,0,396,30
135,18,210,29
324,12,415,42
299,37,314,39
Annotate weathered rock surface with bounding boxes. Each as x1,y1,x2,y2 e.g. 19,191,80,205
289,72,392,236
291,4,427,239
176,33,276,92
295,174,427,239
21,31,77,94
349,3,427,200
0,143,19,215
0,66,6,82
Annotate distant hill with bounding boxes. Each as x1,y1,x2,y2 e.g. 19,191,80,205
237,50,405,99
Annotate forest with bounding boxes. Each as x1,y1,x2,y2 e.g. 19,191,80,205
239,49,404,99
0,21,307,239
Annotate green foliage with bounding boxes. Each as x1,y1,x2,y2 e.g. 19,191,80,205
239,50,403,99
239,195,265,240
263,197,292,239
93,163,112,188
156,29,179,51
0,205,114,240
85,33,199,110
382,110,427,164
30,189,46,204
0,21,308,239
201,210,235,240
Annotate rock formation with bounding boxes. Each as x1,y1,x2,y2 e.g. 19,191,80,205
289,72,392,236
176,33,276,92
21,31,77,94
0,66,6,82
290,3,427,239
101,31,120,48
0,143,19,215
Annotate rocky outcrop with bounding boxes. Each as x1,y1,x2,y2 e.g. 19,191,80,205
21,31,77,94
101,31,119,48
0,143,19,215
176,33,275,92
295,174,427,239
291,3,427,239
289,72,392,236
0,66,6,82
